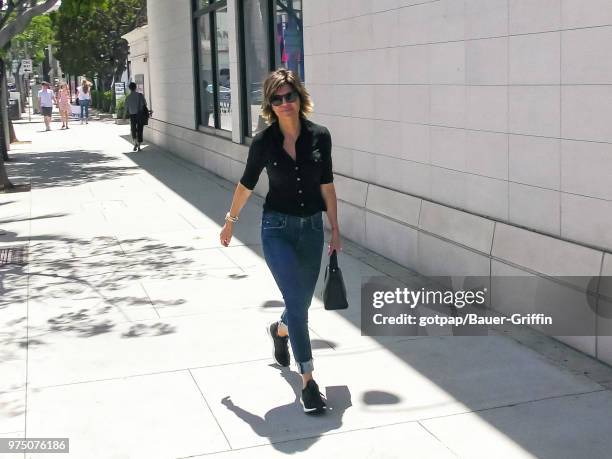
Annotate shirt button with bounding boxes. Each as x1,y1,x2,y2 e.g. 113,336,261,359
297,177,301,181
295,166,299,170
298,190,302,194
300,203,304,207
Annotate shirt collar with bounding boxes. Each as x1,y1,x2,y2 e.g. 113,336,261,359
272,116,310,143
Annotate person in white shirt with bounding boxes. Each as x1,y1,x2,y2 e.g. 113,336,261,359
38,81,57,131
76,79,91,124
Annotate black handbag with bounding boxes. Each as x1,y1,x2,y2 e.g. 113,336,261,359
138,93,150,125
141,105,150,125
323,250,349,310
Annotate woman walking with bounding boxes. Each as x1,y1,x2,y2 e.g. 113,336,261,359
57,82,71,129
76,79,91,124
219,69,341,415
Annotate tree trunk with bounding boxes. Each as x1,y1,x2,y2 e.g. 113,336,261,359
0,58,10,163
0,153,13,191
9,119,17,143
0,59,13,190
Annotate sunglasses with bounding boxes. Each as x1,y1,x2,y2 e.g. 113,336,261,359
270,90,299,106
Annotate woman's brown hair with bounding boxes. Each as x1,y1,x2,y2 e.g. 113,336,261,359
261,68,313,124
81,79,90,94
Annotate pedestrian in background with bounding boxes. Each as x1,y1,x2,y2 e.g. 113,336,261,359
219,68,342,415
57,82,71,129
76,79,91,124
38,81,57,131
125,82,149,151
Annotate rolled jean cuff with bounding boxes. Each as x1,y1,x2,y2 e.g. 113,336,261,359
296,359,314,374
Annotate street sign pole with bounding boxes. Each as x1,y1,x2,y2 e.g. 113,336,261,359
28,76,31,122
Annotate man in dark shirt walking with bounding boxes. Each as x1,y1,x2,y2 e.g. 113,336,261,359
125,82,149,151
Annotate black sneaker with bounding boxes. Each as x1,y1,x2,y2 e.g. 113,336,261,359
301,380,326,415
267,321,290,367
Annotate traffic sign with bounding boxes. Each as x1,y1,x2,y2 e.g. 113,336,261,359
21,59,32,72
114,82,125,97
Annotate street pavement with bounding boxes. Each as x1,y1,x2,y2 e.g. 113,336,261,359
1,116,612,458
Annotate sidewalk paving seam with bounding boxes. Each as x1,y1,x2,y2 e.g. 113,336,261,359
416,388,609,424
139,279,161,319
215,248,251,273
307,327,337,351
26,358,275,391
417,421,461,458
188,368,233,451
174,419,449,459
176,211,199,230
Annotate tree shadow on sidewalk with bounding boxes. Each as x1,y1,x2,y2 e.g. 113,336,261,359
0,230,211,354
5,150,140,189
221,366,352,453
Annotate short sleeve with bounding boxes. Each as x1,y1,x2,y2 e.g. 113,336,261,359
239,137,266,190
319,128,333,184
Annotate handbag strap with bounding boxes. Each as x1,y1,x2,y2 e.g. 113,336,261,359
329,250,339,270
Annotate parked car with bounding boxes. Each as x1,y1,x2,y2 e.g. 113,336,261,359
250,83,263,105
205,84,231,108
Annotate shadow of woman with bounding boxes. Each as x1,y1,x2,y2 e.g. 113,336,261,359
221,366,352,453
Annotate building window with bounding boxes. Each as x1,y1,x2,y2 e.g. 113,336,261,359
275,1,303,80
193,0,232,132
196,14,214,128
241,0,304,137
242,0,271,137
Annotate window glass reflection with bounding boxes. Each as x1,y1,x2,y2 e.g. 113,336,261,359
243,0,270,136
275,0,304,81
215,8,232,131
198,15,214,128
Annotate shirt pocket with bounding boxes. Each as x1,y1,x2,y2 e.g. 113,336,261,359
310,148,323,163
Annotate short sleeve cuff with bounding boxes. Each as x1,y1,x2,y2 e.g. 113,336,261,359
239,177,256,190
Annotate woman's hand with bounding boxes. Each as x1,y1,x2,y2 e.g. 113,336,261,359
328,228,342,255
220,222,233,247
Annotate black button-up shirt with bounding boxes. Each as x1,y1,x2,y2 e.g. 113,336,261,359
239,118,334,217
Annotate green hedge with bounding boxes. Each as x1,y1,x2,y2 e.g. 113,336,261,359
115,96,128,119
102,91,112,113
91,89,99,108
90,89,112,112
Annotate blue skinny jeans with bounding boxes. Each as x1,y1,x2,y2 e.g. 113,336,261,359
79,99,90,120
261,210,324,374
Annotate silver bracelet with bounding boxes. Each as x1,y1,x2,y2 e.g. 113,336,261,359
225,212,239,223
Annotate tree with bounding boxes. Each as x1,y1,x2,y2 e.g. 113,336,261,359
10,15,54,63
52,0,146,103
0,0,60,191
0,0,108,191
8,15,55,112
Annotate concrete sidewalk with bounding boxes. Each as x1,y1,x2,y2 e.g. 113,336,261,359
2,119,612,458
